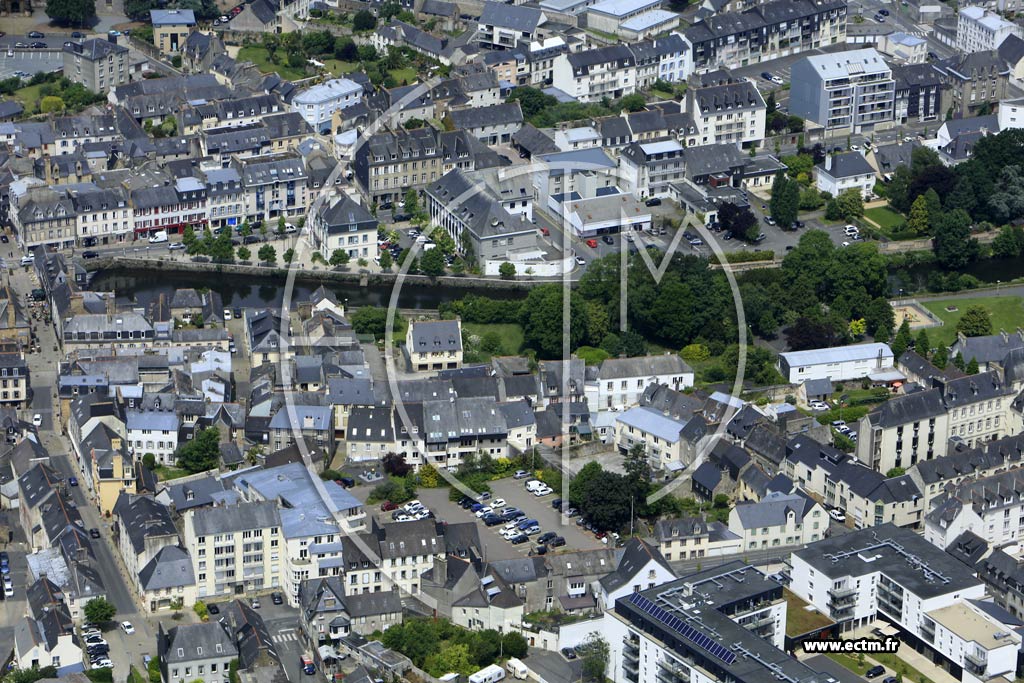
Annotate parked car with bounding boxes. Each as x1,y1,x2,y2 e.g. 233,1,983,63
561,647,577,660
538,531,558,544
548,536,566,548
829,508,847,522
551,498,562,509
510,534,529,544
27,31,44,38
207,603,220,615
490,498,506,509
381,501,398,511
89,528,100,539
32,414,42,427
121,621,135,635
866,666,885,678
601,235,614,244
68,476,78,486
483,514,504,526
585,238,598,248
644,197,662,207
513,470,530,479
272,592,283,605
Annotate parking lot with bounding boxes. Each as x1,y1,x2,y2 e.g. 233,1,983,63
408,478,609,560
0,49,63,80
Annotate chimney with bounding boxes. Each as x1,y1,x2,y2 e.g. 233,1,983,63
1001,329,1008,344
433,555,448,586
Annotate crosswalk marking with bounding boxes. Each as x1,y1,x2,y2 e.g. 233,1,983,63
273,632,299,643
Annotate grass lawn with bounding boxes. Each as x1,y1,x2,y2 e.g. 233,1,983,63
814,405,870,425
13,84,44,115
324,60,359,76
128,666,148,683
869,652,936,683
237,46,308,80
784,589,834,637
651,89,675,100
388,67,418,85
154,465,190,481
922,296,1024,347
864,206,906,233
464,323,524,356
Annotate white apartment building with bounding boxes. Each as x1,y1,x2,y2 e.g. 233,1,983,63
126,408,180,466
341,518,442,597
553,45,637,103
291,78,363,134
957,6,1022,53
777,342,895,383
924,603,1021,682
790,525,985,633
614,406,706,470
924,468,1024,549
728,491,827,550
790,48,896,133
685,73,767,148
585,354,694,412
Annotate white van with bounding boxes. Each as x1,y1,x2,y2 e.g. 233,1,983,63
506,657,528,680
525,479,544,492
469,664,506,683
149,230,168,244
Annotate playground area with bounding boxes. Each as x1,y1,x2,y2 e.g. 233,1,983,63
892,300,944,331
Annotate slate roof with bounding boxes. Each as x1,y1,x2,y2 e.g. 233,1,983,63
160,622,236,664
867,387,946,428
653,516,708,542
449,102,523,130
113,493,177,556
139,545,195,591
952,330,1024,364
598,354,691,380
480,1,544,32
409,319,462,353
599,538,673,592
732,490,816,529
818,152,875,179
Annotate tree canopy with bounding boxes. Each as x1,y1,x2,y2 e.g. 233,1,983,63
176,428,221,474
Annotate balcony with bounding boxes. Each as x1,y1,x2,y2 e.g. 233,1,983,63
623,638,640,662
828,585,857,599
829,603,855,620
657,659,690,682
965,651,987,670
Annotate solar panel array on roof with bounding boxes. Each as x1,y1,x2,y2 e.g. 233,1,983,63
628,593,737,665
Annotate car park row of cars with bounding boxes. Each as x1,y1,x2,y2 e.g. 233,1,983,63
381,499,434,522
458,479,567,554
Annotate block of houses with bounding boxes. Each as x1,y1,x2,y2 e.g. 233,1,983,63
448,102,524,145
777,342,895,383
814,152,877,200
63,39,129,94
15,578,82,674
615,406,708,472
406,319,463,372
309,195,377,263
652,516,742,561
585,354,694,412
728,490,826,550
596,539,676,610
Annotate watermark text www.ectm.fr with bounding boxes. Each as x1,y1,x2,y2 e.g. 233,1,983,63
802,637,901,654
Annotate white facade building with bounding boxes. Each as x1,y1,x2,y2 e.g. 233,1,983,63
291,78,363,133
777,342,894,383
956,6,1022,53
585,354,694,412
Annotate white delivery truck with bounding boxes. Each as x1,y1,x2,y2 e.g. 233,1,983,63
506,657,528,680
148,230,168,244
468,663,506,683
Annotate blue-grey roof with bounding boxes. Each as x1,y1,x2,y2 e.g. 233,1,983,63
269,404,333,431
818,151,875,179
732,491,816,529
616,406,687,443
780,343,893,367
127,409,180,432
139,546,195,591
150,8,195,24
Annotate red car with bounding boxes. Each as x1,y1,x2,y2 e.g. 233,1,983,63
539,227,550,236
380,501,398,511
585,239,598,248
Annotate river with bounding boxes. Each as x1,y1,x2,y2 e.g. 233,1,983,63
90,268,527,310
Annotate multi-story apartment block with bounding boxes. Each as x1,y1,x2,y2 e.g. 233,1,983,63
605,563,805,683
396,397,508,471
406,319,463,373
126,407,180,466
62,39,129,94
239,154,309,224
924,466,1024,548
791,524,985,631
618,140,686,200
310,195,378,261
683,0,847,72
291,78,363,134
150,9,196,54
856,388,949,473
956,6,1022,53
341,518,442,596
728,491,827,550
424,168,540,274
893,62,945,123
68,185,132,245
552,45,638,103
614,406,707,470
158,622,237,683
0,352,29,407
11,187,76,250
477,2,547,50
685,70,767,147
130,177,208,239
203,168,245,231
790,48,896,133
933,50,1010,118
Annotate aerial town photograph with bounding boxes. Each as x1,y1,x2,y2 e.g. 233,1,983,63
9,0,1024,680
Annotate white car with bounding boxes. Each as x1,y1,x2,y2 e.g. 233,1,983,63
394,513,413,522
513,470,529,479
808,401,829,412
534,487,553,497
490,498,506,509
841,241,851,247
502,521,519,533
850,144,861,152
223,308,232,321
575,255,586,266
828,508,846,522
475,506,493,518
32,414,42,427
770,75,784,85
843,225,860,236
91,660,113,669
121,621,135,635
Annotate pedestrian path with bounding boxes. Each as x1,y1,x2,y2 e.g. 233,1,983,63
273,631,299,644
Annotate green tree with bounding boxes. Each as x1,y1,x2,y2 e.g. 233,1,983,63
46,0,95,23
848,318,867,337
239,221,251,237
84,597,116,625
208,229,234,262
352,8,376,30
148,657,161,683
956,306,993,337
350,307,396,338
258,244,277,265
907,194,930,235
379,250,393,271
915,329,930,357
886,467,906,477
569,461,603,507
891,318,913,358
507,86,559,119
237,246,251,261
424,643,473,677
193,601,209,620
142,453,156,471
769,172,799,228
617,93,646,112
520,284,590,358
175,427,221,474
992,224,1024,258
498,262,516,280
825,189,864,221
502,632,528,658
277,216,286,235
40,96,64,114
420,247,446,276
864,296,895,341
404,188,420,216
966,357,980,374
5,668,60,683
578,632,610,683
623,443,651,507
932,208,978,270
716,201,759,241
580,470,633,531
932,346,949,369
922,188,943,227
330,249,350,266
283,248,296,264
